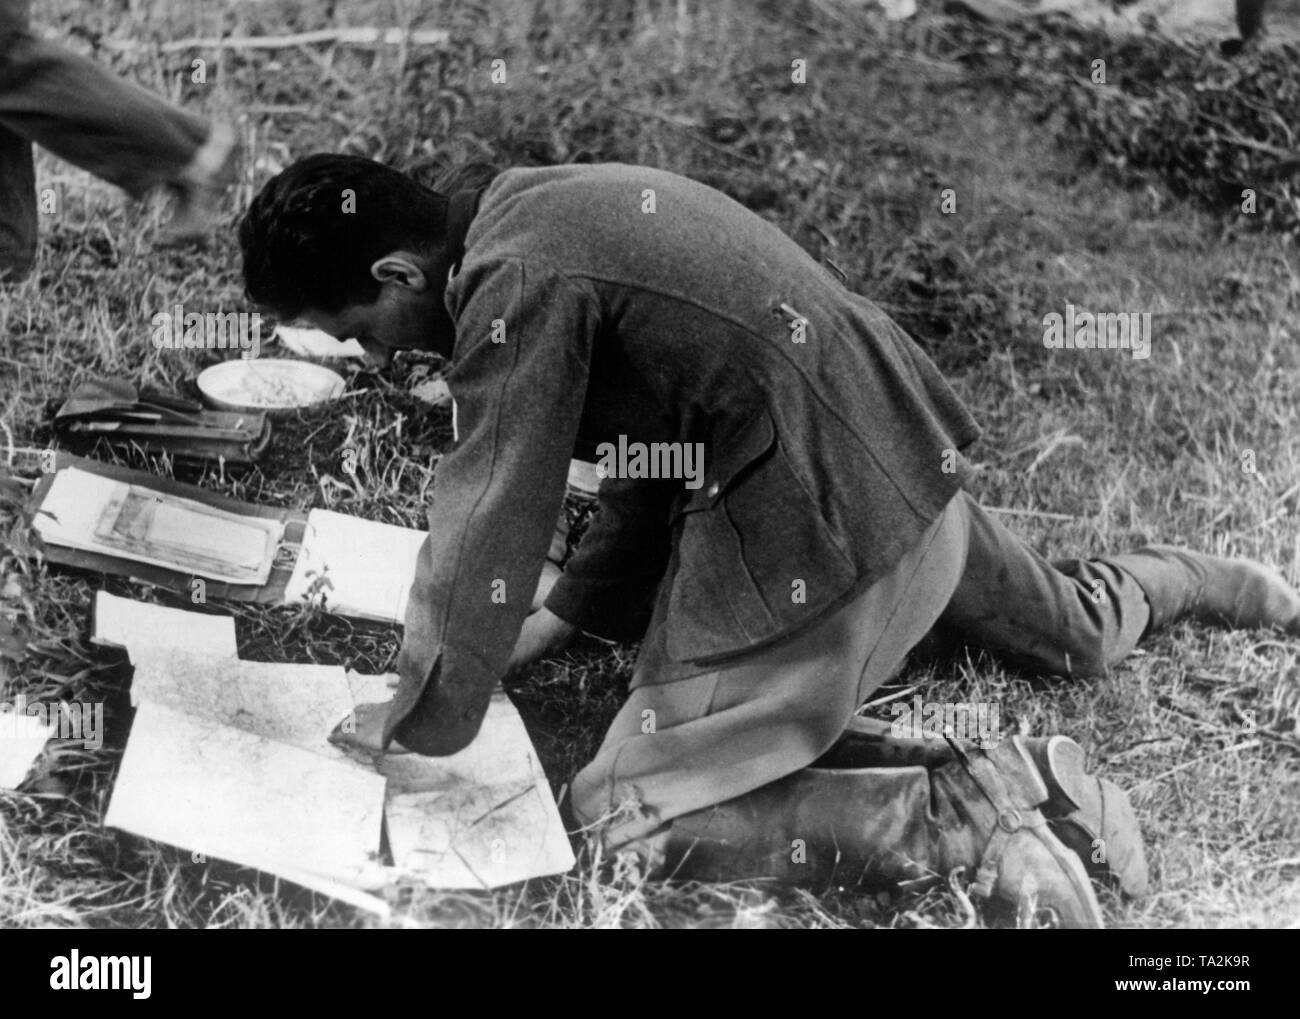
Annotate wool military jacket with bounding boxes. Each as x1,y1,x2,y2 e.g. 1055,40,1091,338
385,163,982,754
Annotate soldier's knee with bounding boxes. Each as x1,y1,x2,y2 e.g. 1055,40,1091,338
1058,629,1110,679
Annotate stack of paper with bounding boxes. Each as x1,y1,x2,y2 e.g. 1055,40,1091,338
33,468,282,585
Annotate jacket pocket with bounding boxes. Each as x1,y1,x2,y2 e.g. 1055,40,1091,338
665,408,859,664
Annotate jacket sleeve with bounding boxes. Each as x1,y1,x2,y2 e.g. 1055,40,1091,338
543,476,675,642
385,259,597,754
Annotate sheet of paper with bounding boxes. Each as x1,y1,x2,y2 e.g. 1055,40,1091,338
376,690,575,888
33,468,282,585
129,647,353,756
97,489,272,577
106,700,388,892
220,853,392,918
347,670,397,705
567,458,601,500
285,509,427,623
275,325,366,360
92,592,239,662
0,710,53,789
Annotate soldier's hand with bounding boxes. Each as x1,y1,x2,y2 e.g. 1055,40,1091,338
531,560,562,611
328,701,412,754
507,607,577,677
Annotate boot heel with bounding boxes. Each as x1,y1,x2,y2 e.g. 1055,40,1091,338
1032,737,1150,898
1041,735,1088,815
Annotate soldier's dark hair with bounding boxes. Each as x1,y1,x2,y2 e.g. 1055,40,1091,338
239,153,448,318
430,159,500,194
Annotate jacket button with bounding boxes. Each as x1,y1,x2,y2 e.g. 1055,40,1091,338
707,482,720,499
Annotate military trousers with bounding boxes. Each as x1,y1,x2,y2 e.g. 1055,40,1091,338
570,490,1154,847
0,0,211,278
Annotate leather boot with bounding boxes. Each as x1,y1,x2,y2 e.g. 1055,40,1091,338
831,716,1148,897
1109,545,1300,635
1031,734,1148,898
657,735,1105,928
161,122,240,244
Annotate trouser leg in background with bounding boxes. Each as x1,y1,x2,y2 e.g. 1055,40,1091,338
0,0,34,277
570,490,972,849
0,116,34,278
935,491,1300,677
933,492,1152,678
0,0,209,192
0,0,211,274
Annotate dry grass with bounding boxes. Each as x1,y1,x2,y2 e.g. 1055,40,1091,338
0,0,1297,928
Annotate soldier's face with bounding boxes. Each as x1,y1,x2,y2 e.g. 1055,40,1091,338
302,252,455,366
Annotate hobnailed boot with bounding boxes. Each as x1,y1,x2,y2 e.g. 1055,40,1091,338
656,735,1105,928
1031,734,1148,898
1109,545,1300,636
833,717,1149,897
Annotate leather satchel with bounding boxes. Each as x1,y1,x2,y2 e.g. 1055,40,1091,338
54,378,271,467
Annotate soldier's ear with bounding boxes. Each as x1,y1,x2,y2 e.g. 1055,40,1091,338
370,254,428,291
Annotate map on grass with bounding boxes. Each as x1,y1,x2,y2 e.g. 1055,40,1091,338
127,647,355,756
377,692,576,889
100,597,574,904
105,700,387,892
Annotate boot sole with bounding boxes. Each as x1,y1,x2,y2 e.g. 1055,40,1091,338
1040,737,1149,898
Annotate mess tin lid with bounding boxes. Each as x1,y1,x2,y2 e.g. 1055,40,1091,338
196,359,345,414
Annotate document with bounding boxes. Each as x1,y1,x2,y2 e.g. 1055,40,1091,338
127,647,354,756
377,692,576,889
93,592,238,662
33,468,282,585
105,700,388,893
284,509,427,623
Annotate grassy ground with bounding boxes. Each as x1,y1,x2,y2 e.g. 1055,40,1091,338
1,0,1297,928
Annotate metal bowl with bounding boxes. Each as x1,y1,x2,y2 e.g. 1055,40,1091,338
196,359,346,414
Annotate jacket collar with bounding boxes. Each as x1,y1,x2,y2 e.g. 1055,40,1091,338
444,187,484,282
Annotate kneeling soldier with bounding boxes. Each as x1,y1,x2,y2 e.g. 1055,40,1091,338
240,156,1300,927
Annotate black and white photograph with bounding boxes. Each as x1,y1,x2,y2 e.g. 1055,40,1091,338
0,0,1294,968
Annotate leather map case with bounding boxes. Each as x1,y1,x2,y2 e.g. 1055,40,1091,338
26,454,308,605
